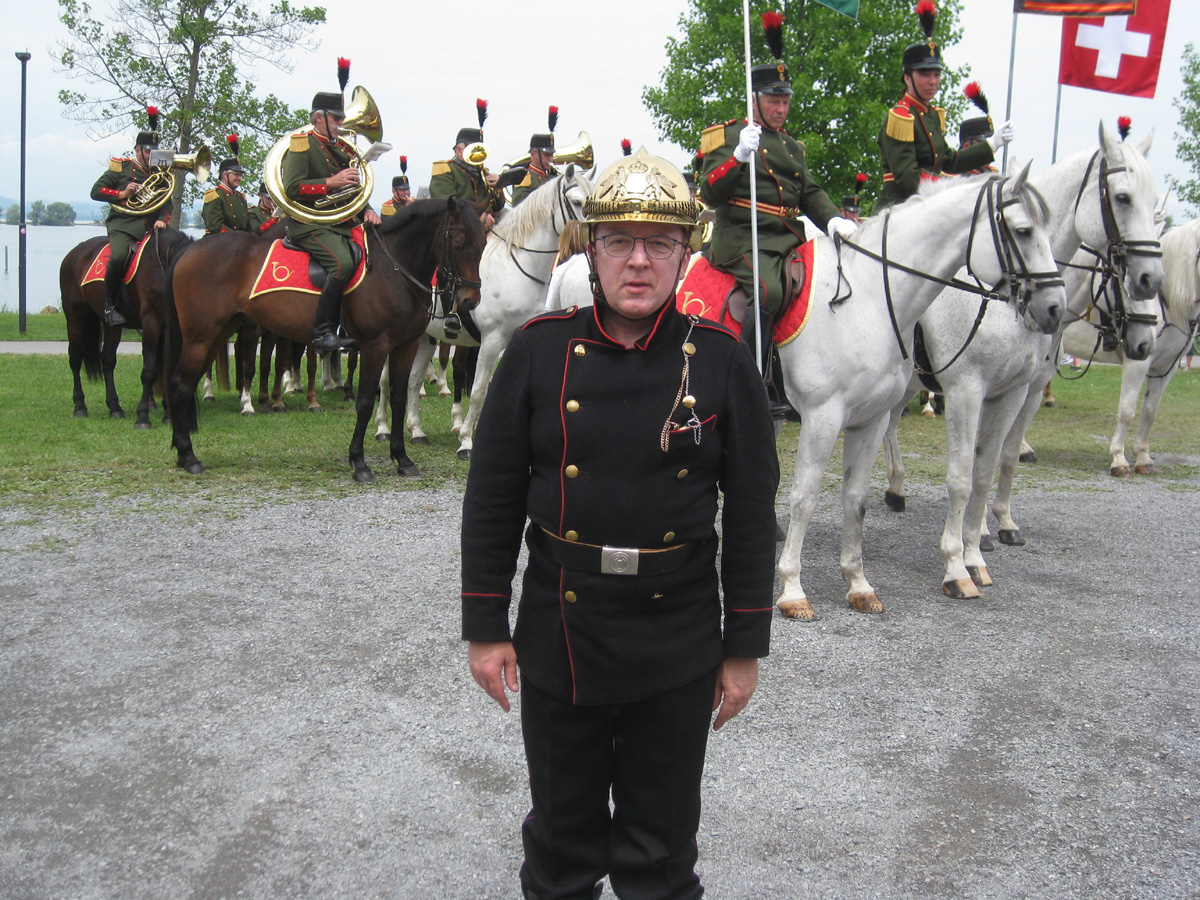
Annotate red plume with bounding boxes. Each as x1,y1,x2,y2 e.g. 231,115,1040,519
337,58,351,92
964,81,989,115
476,98,488,128
226,134,239,158
621,139,632,156
856,172,868,186
548,105,559,133
400,155,408,174
145,105,159,132
915,1,937,38
1117,116,1132,140
762,11,785,61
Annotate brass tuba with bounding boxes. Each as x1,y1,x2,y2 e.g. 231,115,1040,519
109,147,212,216
263,85,382,225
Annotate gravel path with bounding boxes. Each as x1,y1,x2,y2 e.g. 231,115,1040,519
1,457,1197,899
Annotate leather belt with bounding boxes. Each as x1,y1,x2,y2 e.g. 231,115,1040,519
728,197,800,219
528,525,709,577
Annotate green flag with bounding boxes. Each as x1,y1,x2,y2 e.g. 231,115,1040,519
813,0,859,18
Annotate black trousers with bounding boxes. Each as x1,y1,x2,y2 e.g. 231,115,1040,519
518,668,718,900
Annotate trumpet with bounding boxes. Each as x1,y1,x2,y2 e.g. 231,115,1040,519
109,146,211,216
461,141,491,168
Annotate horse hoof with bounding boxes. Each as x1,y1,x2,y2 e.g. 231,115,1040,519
884,490,906,512
1019,450,1037,464
847,591,884,614
273,405,287,414
411,435,431,446
308,405,324,413
998,529,1025,546
110,409,125,419
457,448,471,461
1043,397,1056,408
241,410,255,417
375,433,391,443
979,534,995,552
398,464,421,478
967,565,993,587
943,578,980,600
1134,464,1156,475
135,421,151,431
177,458,206,475
353,468,376,484
343,392,355,403
778,598,816,620
74,408,88,418
1110,465,1132,477
203,397,215,404
439,388,452,398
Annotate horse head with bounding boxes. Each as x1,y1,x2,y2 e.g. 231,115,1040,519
440,197,487,313
559,163,595,224
967,164,1065,335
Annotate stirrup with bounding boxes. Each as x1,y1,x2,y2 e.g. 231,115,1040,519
443,312,462,340
312,332,355,353
103,305,126,327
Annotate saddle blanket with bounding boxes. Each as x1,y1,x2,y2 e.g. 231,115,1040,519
80,234,153,287
249,226,369,299
674,239,818,347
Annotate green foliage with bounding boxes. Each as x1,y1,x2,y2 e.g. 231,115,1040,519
55,0,327,209
28,200,45,226
4,204,17,225
43,202,78,226
644,0,969,210
1174,43,1200,213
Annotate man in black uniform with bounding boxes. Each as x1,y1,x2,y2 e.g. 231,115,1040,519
462,146,779,900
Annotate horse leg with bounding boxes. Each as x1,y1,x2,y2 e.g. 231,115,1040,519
777,411,842,620
406,338,437,444
170,340,213,475
882,382,918,512
134,331,161,429
437,340,452,396
389,342,422,477
1132,365,1172,475
1110,359,1148,475
939,390,983,599
203,365,216,403
69,339,88,417
343,349,357,402
100,325,125,418
349,350,387,483
321,351,336,391
257,333,274,411
455,340,497,459
376,365,392,441
839,418,891,613
991,380,1047,547
307,347,321,412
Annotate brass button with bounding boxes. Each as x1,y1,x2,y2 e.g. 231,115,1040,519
565,465,579,478
682,395,695,408
565,530,578,542
566,399,579,412
663,532,676,543
564,591,577,603
682,342,696,356
574,344,586,356
676,469,688,480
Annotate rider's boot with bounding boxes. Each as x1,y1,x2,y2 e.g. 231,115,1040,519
312,275,357,353
103,256,127,327
741,308,788,421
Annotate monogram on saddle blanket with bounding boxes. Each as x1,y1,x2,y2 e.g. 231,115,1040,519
675,238,819,346
80,234,155,287
249,226,369,299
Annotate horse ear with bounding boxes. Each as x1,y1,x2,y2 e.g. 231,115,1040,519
566,162,575,179
1008,160,1032,194
1098,119,1120,164
1137,127,1154,157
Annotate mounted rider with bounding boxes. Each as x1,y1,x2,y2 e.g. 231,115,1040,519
876,2,1013,209
380,157,413,217
511,106,560,207
89,106,172,327
202,134,250,234
280,58,381,353
246,183,280,234
429,100,506,224
699,11,856,374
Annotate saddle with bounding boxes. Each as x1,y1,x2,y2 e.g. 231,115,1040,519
80,234,152,287
280,235,364,290
250,226,369,299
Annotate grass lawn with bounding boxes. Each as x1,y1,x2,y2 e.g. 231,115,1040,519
0,311,142,343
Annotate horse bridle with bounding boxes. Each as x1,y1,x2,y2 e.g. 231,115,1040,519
506,175,585,286
832,175,1064,376
370,207,482,324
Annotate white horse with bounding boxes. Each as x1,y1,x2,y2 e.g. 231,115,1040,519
545,251,591,311
878,125,1163,597
421,167,593,459
1061,217,1200,476
774,167,1066,620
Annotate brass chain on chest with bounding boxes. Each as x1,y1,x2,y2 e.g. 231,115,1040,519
659,319,703,452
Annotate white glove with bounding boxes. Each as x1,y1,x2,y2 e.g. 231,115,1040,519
826,216,857,241
987,120,1015,152
733,124,762,163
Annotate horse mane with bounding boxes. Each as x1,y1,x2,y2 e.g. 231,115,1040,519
490,171,592,248
1159,217,1200,316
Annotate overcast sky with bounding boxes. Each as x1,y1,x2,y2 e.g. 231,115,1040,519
0,2,1195,220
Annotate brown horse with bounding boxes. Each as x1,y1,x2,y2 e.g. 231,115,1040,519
164,197,485,481
60,228,194,427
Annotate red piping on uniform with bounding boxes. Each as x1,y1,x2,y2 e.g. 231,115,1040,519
707,155,739,186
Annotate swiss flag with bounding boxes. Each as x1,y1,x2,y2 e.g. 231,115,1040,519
1059,0,1172,98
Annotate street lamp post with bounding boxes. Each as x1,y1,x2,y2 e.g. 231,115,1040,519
15,50,31,335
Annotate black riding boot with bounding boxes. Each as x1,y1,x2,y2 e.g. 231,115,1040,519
103,257,127,327
312,274,357,353
741,308,789,420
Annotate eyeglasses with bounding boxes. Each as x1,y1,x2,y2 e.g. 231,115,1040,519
596,234,686,260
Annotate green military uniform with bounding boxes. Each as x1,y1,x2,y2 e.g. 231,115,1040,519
429,157,504,213
202,182,251,234
700,119,840,317
281,130,363,278
91,157,173,269
511,163,557,207
876,93,995,209
246,201,279,234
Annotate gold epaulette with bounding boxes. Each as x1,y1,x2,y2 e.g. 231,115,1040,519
935,107,946,134
431,160,451,177
518,172,532,188
289,132,310,152
886,107,915,142
700,121,734,157
203,188,219,203
381,201,397,216
109,157,126,173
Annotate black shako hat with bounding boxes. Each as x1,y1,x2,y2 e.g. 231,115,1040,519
136,105,160,148
752,12,793,96
311,57,350,114
903,1,944,73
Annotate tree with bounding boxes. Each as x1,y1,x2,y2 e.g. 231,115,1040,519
55,0,326,215
644,0,968,211
4,204,18,225
29,200,45,226
43,202,79,226
1174,43,1200,213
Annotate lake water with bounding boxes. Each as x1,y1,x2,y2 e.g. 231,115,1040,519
0,223,204,313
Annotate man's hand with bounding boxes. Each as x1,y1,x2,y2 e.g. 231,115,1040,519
987,121,1016,152
712,657,759,731
118,183,139,200
469,641,519,712
826,216,857,241
484,171,500,187
733,124,762,163
153,220,167,230
327,168,360,190
363,209,382,226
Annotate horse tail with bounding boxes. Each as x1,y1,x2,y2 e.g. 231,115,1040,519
214,341,231,392
60,250,104,382
162,254,198,435
80,312,104,382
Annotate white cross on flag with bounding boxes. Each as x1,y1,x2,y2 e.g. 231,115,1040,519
1058,0,1172,98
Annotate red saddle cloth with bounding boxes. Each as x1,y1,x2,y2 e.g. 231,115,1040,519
674,240,818,347
80,234,152,287
250,226,369,299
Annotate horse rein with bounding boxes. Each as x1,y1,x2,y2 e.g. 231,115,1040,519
505,176,584,287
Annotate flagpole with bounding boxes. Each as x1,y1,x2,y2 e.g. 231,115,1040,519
743,0,763,374
1051,83,1063,164
1002,11,1019,175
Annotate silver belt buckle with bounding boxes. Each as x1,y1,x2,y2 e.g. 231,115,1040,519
600,545,640,576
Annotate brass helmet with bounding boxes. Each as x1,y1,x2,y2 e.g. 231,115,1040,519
583,146,705,251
